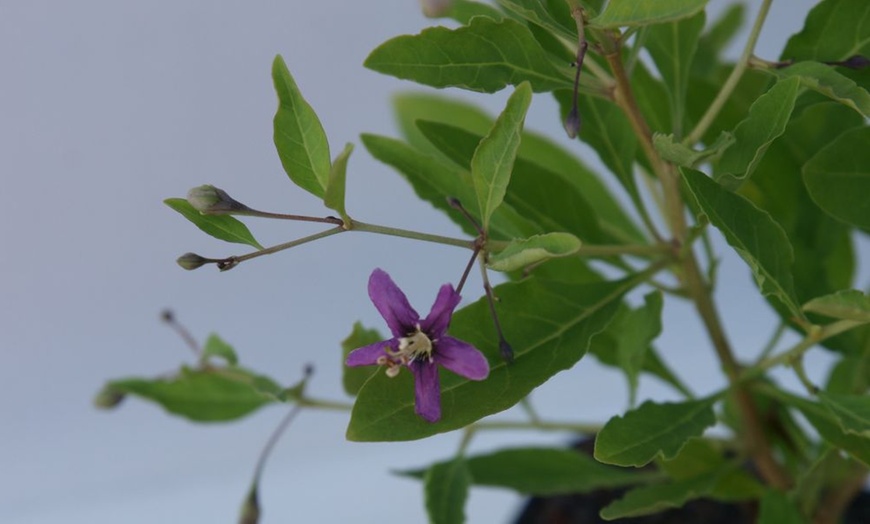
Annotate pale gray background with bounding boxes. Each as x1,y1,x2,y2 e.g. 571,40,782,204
1,1,857,523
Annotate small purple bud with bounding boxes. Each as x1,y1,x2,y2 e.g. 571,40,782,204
564,106,581,139
499,338,514,363
176,252,211,270
419,0,453,17
837,55,870,69
94,385,126,409
187,185,250,215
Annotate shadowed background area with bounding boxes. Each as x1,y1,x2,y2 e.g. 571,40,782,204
1,1,855,522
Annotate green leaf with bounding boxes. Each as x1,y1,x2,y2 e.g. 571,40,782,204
716,77,802,189
360,133,536,240
781,392,870,467
659,438,763,501
347,276,633,441
782,0,870,63
341,322,382,397
653,131,734,168
644,11,705,138
614,292,663,406
415,120,608,245
819,392,870,438
487,233,582,272
594,397,717,467
693,3,745,78
496,0,576,41
472,82,532,231
758,490,807,524
364,17,573,93
164,198,263,250
591,0,709,28
425,0,504,24
803,290,870,322
103,366,283,422
201,333,238,366
681,168,803,319
424,458,470,524
324,143,353,223
402,447,646,495
394,93,644,244
774,61,870,117
803,126,870,231
600,471,721,520
272,55,331,199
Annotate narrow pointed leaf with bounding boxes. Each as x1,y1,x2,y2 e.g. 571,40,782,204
782,0,870,63
424,458,471,524
681,168,802,319
472,82,532,231
201,333,238,366
819,392,870,438
803,290,870,322
364,17,573,93
614,292,663,406
716,77,801,188
645,12,705,138
803,126,870,230
401,447,646,495
775,61,870,117
347,276,633,441
164,198,263,249
591,0,709,28
102,366,283,422
487,233,581,272
594,397,717,466
324,143,353,223
600,471,721,520
341,322,383,396
272,55,331,198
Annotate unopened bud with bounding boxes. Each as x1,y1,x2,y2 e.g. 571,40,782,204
419,0,453,17
239,487,260,524
94,385,126,409
499,338,514,363
176,252,211,270
564,106,581,139
838,55,870,69
187,185,250,214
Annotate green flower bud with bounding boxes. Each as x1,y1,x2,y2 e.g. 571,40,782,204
564,106,581,139
239,487,260,524
187,185,250,214
94,385,126,409
419,0,452,17
176,252,211,270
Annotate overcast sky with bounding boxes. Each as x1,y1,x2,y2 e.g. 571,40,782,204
1,1,856,523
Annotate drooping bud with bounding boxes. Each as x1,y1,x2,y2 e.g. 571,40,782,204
499,338,515,363
836,55,870,69
419,0,453,18
564,105,581,139
94,385,126,409
176,252,212,270
238,486,260,524
187,185,250,215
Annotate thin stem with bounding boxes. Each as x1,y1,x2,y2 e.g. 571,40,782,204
351,221,474,249
519,397,542,424
474,419,600,434
480,259,513,362
456,245,482,295
160,310,201,358
576,243,669,258
297,397,354,411
756,322,787,363
236,208,344,226
684,0,774,145
251,404,303,489
218,227,345,270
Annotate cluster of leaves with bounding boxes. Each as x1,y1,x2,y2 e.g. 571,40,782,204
97,0,870,522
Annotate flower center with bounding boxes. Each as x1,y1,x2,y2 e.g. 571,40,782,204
398,328,434,363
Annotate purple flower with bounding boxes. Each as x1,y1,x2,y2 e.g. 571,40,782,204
346,269,490,422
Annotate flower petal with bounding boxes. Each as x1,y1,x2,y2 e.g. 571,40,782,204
368,269,420,337
410,360,441,422
420,283,461,337
345,339,394,367
435,336,490,380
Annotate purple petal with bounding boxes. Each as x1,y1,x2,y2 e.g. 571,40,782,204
435,336,489,380
410,360,441,422
420,283,461,337
345,339,393,367
368,269,420,337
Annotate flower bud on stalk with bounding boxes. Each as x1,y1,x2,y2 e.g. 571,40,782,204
187,185,251,215
176,252,216,271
